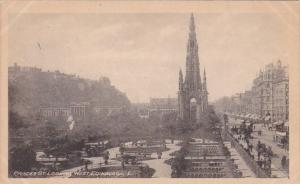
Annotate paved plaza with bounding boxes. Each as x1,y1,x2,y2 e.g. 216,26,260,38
55,140,182,178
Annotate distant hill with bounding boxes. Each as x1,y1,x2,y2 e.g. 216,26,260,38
8,64,131,117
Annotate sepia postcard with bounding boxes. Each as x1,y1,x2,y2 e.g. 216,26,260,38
0,0,300,184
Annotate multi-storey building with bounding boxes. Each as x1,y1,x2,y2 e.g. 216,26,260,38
228,93,243,114
149,97,177,117
132,98,177,119
70,102,90,119
272,63,289,121
241,90,252,114
253,61,288,121
40,102,90,121
251,79,261,116
40,102,129,121
225,60,289,122
39,106,71,120
94,105,125,116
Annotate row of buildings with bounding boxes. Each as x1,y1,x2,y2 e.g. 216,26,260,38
39,102,125,121
40,98,178,121
134,97,177,119
218,60,288,122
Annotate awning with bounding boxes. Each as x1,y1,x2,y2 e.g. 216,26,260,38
36,152,46,158
276,131,286,136
253,115,259,119
249,114,257,120
229,119,243,125
273,121,284,125
265,116,271,121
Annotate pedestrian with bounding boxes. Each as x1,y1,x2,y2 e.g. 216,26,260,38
281,156,287,168
249,144,253,152
267,157,272,168
257,141,261,151
267,146,273,157
257,159,262,168
263,157,271,176
157,151,162,159
104,151,110,165
263,157,267,169
121,159,125,169
85,160,88,171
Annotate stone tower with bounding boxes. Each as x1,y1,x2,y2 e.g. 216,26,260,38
178,14,209,123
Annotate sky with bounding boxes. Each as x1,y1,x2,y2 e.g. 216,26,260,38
8,13,292,103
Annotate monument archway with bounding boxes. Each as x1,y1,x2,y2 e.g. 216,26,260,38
189,98,197,122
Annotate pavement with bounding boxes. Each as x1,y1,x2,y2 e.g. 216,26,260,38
224,141,255,178
53,140,182,178
142,140,181,178
53,146,121,178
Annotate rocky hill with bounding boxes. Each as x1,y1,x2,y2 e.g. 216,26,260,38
8,64,131,117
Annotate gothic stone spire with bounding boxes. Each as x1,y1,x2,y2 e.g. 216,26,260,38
203,68,207,92
185,13,202,91
178,13,208,123
179,68,183,91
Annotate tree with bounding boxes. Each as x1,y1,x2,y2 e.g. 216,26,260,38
99,76,111,86
9,145,37,175
223,114,228,123
9,111,26,130
171,138,190,177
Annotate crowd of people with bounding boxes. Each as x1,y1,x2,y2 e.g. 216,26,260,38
229,121,273,175
256,141,272,173
224,113,289,177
